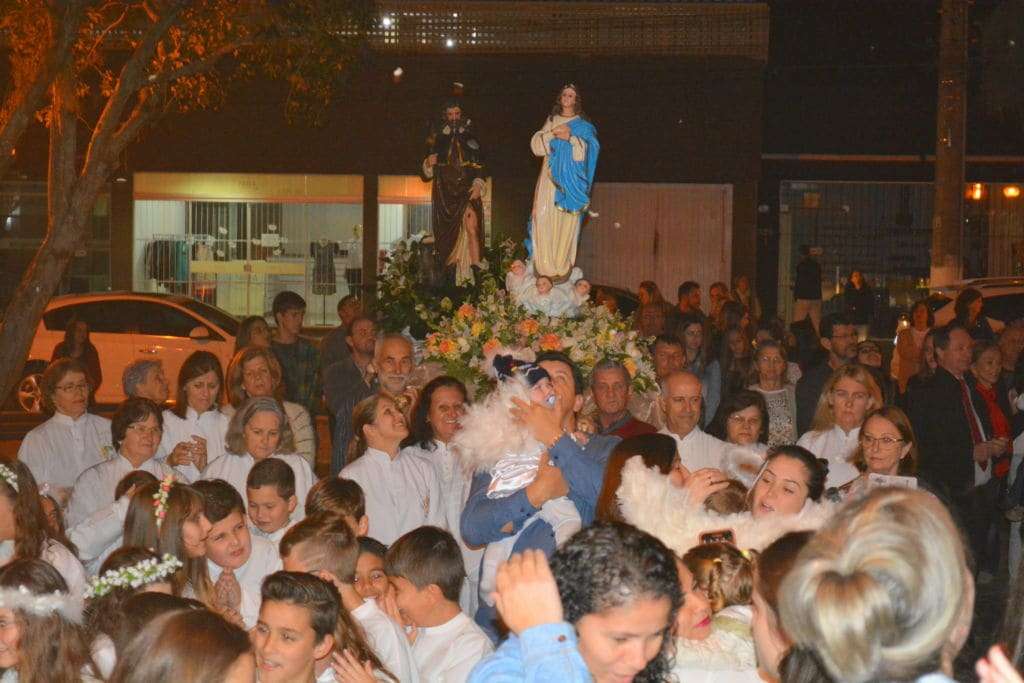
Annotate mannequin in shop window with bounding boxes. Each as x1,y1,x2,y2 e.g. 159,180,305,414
310,238,341,325
422,98,486,286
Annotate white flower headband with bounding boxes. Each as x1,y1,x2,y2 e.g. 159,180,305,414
152,475,175,529
84,554,183,599
0,585,81,623
0,464,18,493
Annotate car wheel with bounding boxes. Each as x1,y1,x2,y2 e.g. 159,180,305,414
14,365,46,413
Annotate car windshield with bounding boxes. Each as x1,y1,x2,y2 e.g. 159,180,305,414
176,299,239,336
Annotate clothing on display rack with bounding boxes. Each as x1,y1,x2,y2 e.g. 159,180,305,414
310,240,340,296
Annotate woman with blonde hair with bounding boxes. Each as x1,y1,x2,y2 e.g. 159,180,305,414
778,487,973,683
797,364,882,488
203,396,315,515
338,393,442,545
223,345,315,466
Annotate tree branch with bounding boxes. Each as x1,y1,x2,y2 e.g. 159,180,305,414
81,0,187,175
0,1,86,180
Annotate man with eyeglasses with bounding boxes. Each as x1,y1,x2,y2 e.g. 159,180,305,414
17,358,113,505
795,313,858,435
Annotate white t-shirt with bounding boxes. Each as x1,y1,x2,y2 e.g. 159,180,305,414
340,448,443,545
412,611,493,683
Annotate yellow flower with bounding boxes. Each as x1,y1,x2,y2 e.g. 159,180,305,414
623,357,638,378
471,320,486,338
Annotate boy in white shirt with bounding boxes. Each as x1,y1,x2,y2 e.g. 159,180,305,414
253,571,339,683
194,478,282,629
281,513,418,683
384,526,493,683
247,457,299,545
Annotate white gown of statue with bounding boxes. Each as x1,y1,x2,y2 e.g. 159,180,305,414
530,114,588,281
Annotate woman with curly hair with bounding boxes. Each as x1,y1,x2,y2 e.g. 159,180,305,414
469,522,682,682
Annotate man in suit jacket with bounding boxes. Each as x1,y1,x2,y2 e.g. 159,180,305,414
908,322,1005,569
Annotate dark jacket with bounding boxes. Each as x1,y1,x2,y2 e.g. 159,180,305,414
794,361,834,435
794,257,822,301
844,283,874,326
907,367,977,499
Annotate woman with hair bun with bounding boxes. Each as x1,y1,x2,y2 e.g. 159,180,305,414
778,487,973,683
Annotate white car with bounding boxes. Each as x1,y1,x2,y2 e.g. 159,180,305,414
930,277,1024,329
14,292,239,412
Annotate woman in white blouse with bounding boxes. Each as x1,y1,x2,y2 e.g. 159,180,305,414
748,341,797,448
158,351,229,482
223,346,316,468
796,364,882,488
0,461,86,600
204,396,314,517
340,393,442,545
17,358,112,504
400,375,482,615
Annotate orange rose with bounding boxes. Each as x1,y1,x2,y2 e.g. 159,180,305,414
437,339,458,356
539,333,562,351
456,303,476,320
518,319,540,336
482,338,502,355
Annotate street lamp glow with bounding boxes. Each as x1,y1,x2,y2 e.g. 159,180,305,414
445,37,455,48
381,15,393,28
1004,185,1021,199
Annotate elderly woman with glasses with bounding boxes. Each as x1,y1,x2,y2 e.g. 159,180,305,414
17,358,113,504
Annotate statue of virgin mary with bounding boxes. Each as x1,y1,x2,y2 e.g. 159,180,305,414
528,84,600,282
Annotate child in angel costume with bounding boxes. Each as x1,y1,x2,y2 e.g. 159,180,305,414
451,354,582,605
506,259,589,317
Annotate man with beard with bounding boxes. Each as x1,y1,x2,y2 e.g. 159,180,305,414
327,329,418,476
422,99,486,285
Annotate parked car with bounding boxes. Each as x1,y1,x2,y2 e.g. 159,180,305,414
11,292,238,412
930,277,1024,328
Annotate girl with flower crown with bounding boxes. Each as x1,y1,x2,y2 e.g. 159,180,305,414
0,461,86,600
83,546,182,679
121,478,215,606
0,558,99,681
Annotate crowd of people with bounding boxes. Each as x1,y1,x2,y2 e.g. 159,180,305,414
5,275,1024,683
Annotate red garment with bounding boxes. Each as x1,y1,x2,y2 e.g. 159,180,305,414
974,383,1011,440
606,416,657,440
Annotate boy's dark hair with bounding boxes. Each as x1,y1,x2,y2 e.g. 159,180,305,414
115,470,159,501
280,513,359,584
534,350,586,396
384,526,464,602
306,478,365,520
261,571,340,644
246,457,296,500
358,536,388,559
272,291,306,318
192,479,244,524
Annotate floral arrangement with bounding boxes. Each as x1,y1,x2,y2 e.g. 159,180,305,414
423,291,656,396
84,554,184,599
152,475,174,529
377,236,524,338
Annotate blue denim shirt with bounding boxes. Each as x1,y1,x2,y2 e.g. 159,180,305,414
459,432,619,549
468,622,593,682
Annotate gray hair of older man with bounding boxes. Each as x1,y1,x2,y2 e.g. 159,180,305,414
591,358,631,388
122,360,163,397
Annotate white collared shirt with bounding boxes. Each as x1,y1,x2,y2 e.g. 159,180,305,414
157,407,230,483
351,598,419,683
412,611,493,683
797,424,861,488
660,427,730,473
340,447,443,546
249,518,295,546
202,452,314,520
66,453,175,527
18,412,113,499
207,534,282,629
